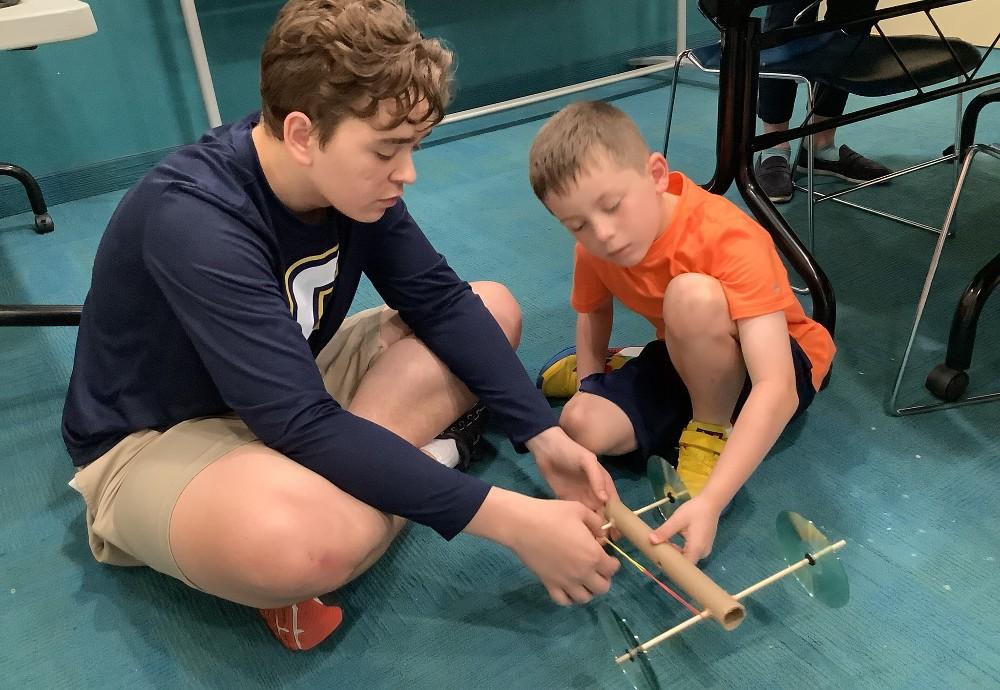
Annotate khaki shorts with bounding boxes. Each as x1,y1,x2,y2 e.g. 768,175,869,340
70,305,389,588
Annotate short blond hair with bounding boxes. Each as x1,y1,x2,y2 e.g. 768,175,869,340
529,101,651,202
260,0,453,145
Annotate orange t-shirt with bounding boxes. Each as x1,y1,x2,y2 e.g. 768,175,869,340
570,172,834,390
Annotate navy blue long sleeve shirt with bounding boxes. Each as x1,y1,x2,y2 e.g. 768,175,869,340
62,113,558,539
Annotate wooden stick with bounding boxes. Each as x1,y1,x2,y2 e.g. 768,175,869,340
614,539,847,664
603,498,745,631
600,496,675,531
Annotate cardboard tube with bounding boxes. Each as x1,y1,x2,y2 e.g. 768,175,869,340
604,497,745,630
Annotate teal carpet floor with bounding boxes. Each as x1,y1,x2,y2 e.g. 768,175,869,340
1,66,999,688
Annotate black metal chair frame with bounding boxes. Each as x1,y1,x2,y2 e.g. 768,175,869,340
889,86,1000,414
1,31,81,326
664,19,987,251
695,0,1000,345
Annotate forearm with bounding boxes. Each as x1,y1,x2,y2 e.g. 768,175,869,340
699,379,799,509
575,305,613,382
463,486,528,547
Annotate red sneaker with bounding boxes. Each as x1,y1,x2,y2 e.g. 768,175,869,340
258,597,344,651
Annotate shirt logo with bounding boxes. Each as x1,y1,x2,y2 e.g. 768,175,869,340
285,246,340,338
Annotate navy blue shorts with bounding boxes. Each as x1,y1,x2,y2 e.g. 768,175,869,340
578,338,816,458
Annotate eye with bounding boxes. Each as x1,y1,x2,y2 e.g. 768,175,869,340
603,199,621,213
375,150,395,161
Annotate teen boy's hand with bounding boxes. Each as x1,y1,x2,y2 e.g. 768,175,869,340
465,487,620,605
526,426,619,512
648,496,724,563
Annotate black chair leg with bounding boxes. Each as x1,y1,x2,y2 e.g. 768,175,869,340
925,252,1000,402
0,163,54,233
0,163,80,326
922,87,1000,403
703,19,837,338
0,304,82,326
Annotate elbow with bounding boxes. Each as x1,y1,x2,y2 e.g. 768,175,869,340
779,380,801,421
750,377,799,422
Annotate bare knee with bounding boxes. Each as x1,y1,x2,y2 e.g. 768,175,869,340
560,397,594,447
662,273,734,341
560,393,636,456
237,499,394,602
170,450,398,608
470,280,523,348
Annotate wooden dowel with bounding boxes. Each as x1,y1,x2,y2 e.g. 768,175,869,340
603,498,745,631
600,496,674,531
614,539,847,664
733,540,846,600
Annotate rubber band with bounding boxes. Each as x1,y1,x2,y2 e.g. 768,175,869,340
605,539,701,617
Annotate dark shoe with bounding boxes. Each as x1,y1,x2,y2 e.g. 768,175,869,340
754,154,794,204
536,345,641,399
796,144,893,183
437,403,489,471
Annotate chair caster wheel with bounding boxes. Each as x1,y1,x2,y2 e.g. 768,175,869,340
925,363,968,402
34,213,54,234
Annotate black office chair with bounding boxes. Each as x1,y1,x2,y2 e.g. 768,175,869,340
682,0,999,399
1,1,52,233
890,86,1000,414
1,0,96,326
665,2,985,248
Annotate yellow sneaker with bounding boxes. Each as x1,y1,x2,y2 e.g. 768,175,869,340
536,346,641,399
675,421,728,497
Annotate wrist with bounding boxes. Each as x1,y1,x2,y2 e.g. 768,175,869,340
697,485,734,513
464,487,528,548
524,425,562,456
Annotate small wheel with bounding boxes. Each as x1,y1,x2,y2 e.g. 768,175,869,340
646,453,689,521
775,511,850,608
595,604,660,690
33,213,54,234
925,363,969,402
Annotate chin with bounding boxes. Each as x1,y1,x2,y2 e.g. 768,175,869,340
347,207,388,224
611,252,642,268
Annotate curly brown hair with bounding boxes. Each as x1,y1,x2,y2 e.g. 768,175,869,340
260,0,453,145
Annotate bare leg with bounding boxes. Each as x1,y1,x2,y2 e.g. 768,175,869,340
559,392,638,456
763,116,835,153
349,281,522,448
168,281,522,608
762,120,792,153
662,273,746,426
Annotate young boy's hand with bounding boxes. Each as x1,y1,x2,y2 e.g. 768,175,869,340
648,497,724,563
526,427,619,511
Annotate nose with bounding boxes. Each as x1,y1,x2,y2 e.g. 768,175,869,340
592,218,616,246
390,150,417,186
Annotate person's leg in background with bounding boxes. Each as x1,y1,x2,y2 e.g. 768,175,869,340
755,0,820,203
755,0,892,203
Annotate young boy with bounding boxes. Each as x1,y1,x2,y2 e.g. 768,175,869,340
529,101,835,563
62,1,619,652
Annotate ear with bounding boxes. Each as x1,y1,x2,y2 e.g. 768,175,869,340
282,112,315,166
647,152,671,192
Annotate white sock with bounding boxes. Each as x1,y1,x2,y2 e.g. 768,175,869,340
761,146,791,163
814,143,839,162
421,438,460,468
